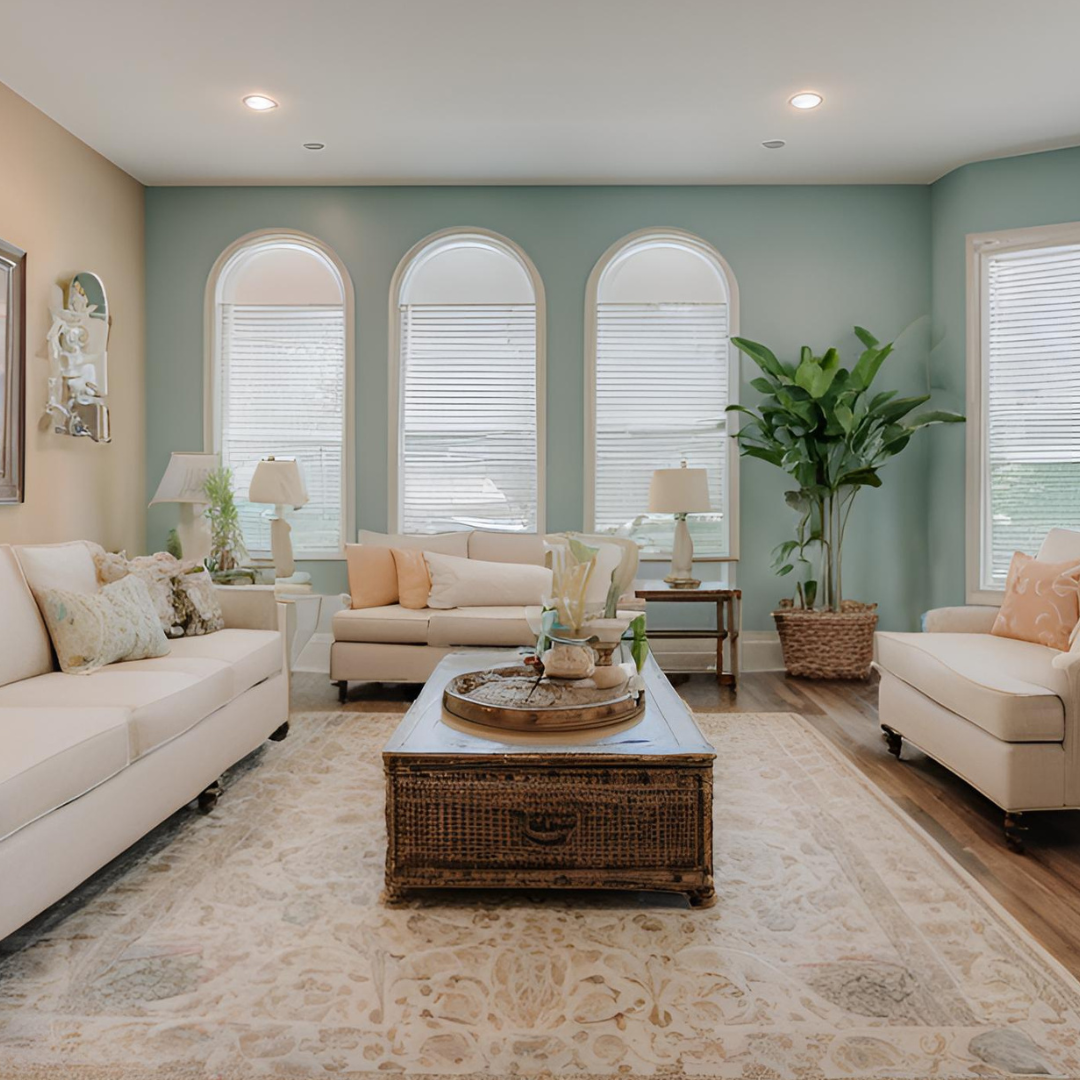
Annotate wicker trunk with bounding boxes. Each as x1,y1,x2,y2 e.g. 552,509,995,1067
383,650,717,907
773,607,878,679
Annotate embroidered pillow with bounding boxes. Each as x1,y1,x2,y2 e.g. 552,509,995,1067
391,548,431,609
991,552,1080,651
38,575,170,675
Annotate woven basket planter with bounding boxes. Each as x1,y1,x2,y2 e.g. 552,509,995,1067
773,606,879,680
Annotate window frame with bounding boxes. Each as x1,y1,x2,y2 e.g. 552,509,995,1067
965,220,1080,603
203,228,356,560
387,227,547,535
583,227,741,563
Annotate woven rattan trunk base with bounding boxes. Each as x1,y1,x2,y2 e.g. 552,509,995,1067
382,651,717,907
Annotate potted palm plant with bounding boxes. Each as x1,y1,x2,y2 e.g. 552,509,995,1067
728,327,964,679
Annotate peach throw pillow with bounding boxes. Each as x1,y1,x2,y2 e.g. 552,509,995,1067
991,552,1080,651
345,544,398,610
391,548,431,609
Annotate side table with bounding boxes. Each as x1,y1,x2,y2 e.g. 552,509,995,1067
633,580,741,688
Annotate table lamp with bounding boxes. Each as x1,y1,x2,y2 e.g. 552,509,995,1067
649,461,711,588
248,457,309,581
149,452,219,564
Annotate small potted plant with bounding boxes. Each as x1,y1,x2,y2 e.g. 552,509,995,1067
203,467,248,579
728,328,964,679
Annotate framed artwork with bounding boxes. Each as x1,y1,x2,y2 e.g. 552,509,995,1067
0,237,26,504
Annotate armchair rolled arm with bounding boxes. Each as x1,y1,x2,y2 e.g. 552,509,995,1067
921,605,999,634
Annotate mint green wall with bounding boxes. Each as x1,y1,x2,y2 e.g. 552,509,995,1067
928,147,1080,608
145,184,932,631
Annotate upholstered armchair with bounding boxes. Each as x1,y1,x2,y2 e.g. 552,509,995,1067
874,528,1080,851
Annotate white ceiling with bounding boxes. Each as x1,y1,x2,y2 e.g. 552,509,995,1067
2,0,1080,186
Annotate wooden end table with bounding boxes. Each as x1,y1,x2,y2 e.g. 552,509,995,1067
383,650,716,907
633,580,741,688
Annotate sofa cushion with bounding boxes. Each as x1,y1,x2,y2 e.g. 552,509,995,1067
425,552,552,609
0,707,130,841
427,606,535,647
875,631,1066,742
1039,528,1080,563
163,630,282,698
468,531,545,566
358,529,470,558
14,540,100,597
345,544,399,609
0,661,233,759
0,546,54,688
333,605,430,644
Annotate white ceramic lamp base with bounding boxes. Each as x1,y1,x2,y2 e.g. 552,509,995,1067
176,503,211,565
664,513,701,588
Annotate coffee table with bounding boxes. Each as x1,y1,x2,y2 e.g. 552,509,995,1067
383,649,717,906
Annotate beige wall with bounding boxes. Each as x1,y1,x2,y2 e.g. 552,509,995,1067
0,81,145,553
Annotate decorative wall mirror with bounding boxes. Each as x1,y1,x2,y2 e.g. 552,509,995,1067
43,271,111,442
0,238,26,504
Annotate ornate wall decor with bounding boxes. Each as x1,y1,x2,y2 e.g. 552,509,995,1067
42,271,111,442
0,238,26,504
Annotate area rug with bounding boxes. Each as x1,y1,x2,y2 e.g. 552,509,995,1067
2,710,1079,1080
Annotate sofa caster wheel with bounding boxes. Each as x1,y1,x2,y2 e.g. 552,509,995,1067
197,780,222,814
269,721,290,742
1004,813,1027,853
881,725,903,759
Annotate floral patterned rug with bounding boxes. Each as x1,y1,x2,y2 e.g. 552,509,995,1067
2,708,1079,1079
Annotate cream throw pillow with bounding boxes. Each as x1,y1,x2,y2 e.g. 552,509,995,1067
991,552,1080,652
38,575,171,675
424,552,552,610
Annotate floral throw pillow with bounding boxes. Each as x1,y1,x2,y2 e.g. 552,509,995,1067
39,575,170,675
174,566,225,636
94,550,224,637
991,551,1080,651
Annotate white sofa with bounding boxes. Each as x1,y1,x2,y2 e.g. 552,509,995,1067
874,528,1080,851
331,530,640,696
0,541,292,940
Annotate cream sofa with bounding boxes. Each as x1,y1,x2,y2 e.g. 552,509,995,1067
331,530,639,696
0,541,292,940
874,528,1080,851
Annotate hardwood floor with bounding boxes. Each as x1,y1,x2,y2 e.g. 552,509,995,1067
297,668,1080,979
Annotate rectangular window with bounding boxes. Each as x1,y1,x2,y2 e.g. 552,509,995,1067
219,304,346,557
593,302,730,557
969,224,1080,597
398,302,538,534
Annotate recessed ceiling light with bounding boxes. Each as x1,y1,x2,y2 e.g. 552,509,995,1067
762,139,786,149
303,142,325,151
789,91,823,110
243,94,278,111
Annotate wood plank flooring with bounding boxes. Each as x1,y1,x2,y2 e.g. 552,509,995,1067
297,669,1080,979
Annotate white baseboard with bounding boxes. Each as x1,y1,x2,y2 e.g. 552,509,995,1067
293,607,785,677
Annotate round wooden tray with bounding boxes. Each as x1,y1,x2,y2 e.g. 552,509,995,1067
442,663,645,732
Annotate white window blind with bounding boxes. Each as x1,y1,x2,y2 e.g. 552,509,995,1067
399,302,538,533
219,304,346,556
594,302,729,556
984,243,1080,586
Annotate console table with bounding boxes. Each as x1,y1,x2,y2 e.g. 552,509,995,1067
633,580,741,688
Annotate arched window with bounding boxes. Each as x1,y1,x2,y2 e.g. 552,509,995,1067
585,229,738,559
390,228,544,534
207,231,352,558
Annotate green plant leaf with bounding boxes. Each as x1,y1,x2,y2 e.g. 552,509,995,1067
776,563,794,576
741,445,785,467
903,409,966,429
877,394,930,424
838,467,882,488
853,326,879,348
749,377,775,396
851,342,894,390
803,579,818,608
731,337,790,382
835,403,854,434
